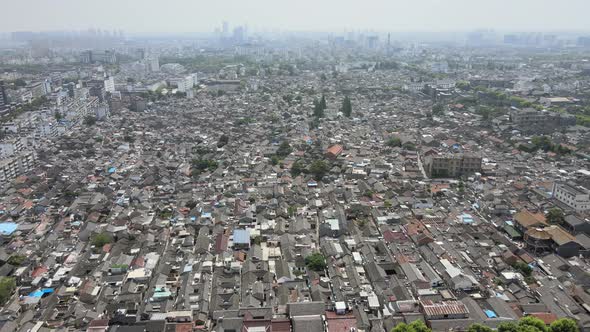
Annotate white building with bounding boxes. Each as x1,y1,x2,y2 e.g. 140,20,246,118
552,182,590,212
0,151,36,183
104,76,115,93
0,138,26,158
148,56,160,72
170,76,194,93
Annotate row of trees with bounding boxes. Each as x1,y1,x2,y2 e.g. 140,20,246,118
392,317,579,332
313,95,327,118
312,95,353,119
518,136,571,155
341,96,352,117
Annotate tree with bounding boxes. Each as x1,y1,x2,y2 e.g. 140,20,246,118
291,160,305,176
13,78,27,87
84,115,97,126
192,159,218,174
386,137,402,147
54,111,63,121
0,277,16,305
402,142,416,150
252,235,263,245
276,141,293,157
469,324,494,332
519,316,549,332
492,317,578,332
498,323,520,332
91,232,113,247
391,324,413,332
305,252,327,271
342,96,352,117
456,81,471,90
271,155,280,165
320,95,327,110
217,134,229,148
432,103,444,115
546,208,565,225
531,136,553,152
310,159,329,180
513,261,533,277
550,318,579,332
391,321,432,332
408,321,431,332
7,255,26,266
313,98,325,118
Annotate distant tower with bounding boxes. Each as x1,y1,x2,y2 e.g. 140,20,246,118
149,56,160,72
222,21,229,37
0,80,7,109
387,33,391,55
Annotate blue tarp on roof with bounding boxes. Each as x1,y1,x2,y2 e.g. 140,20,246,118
233,229,250,244
484,310,497,318
0,222,18,236
108,167,117,173
29,288,54,297
461,213,474,224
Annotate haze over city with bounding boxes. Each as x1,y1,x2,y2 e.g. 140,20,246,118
2,0,590,33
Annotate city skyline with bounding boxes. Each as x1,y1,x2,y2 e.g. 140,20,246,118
2,0,590,34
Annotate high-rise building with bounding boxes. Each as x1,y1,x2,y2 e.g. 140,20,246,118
148,56,160,72
104,76,115,93
233,26,245,43
0,80,7,109
222,21,229,37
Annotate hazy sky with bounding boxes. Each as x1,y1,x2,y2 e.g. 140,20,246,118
2,0,589,33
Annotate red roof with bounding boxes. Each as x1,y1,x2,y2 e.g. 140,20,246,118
325,311,357,332
102,243,112,253
383,230,408,243
31,266,48,278
271,319,292,332
529,312,558,325
326,145,343,157
131,256,145,268
215,233,229,253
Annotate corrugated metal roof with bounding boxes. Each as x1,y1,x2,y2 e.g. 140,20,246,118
233,229,250,244
421,300,469,317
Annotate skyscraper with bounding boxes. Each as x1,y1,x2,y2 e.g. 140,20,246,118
148,56,160,72
222,21,229,38
0,80,7,109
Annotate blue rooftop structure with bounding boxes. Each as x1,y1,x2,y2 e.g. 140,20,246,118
484,310,497,318
29,288,54,297
461,213,474,224
233,229,250,244
0,222,18,236
108,167,117,174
